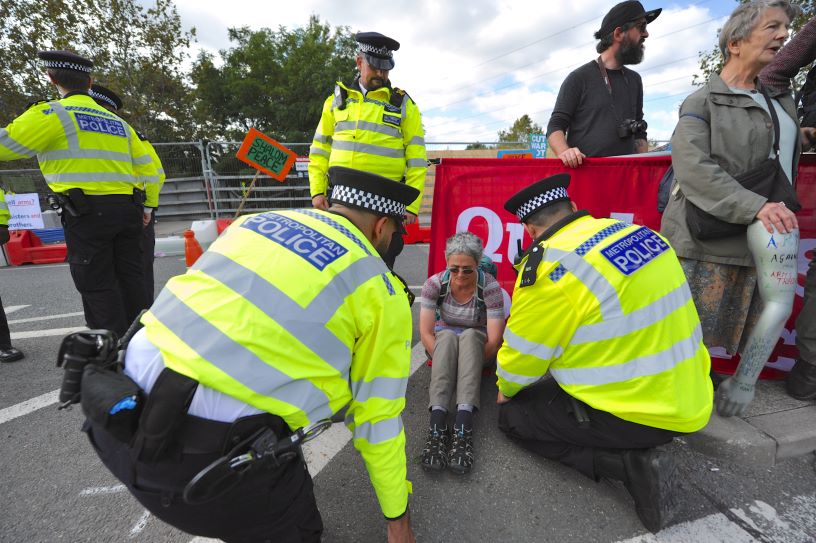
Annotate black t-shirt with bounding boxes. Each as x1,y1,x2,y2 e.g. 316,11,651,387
546,60,646,157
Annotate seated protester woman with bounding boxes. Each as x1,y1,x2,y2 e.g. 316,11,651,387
419,231,505,474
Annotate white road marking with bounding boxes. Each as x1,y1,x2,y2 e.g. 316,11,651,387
4,305,29,315
80,485,127,497
129,510,151,536
11,326,86,340
0,390,59,425
0,263,69,270
9,311,84,324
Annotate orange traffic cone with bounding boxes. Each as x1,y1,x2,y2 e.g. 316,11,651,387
184,229,204,267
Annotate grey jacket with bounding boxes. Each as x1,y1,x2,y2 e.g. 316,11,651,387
661,73,801,266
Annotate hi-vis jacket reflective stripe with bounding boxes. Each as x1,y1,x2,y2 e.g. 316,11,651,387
308,80,427,215
0,94,157,196
141,139,165,208
497,214,713,433
142,209,413,517
0,189,9,227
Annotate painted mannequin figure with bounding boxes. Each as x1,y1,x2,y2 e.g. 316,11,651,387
716,220,799,417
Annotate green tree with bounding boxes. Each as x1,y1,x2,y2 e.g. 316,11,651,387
496,114,542,149
191,16,357,142
465,142,492,150
695,0,814,87
0,0,196,141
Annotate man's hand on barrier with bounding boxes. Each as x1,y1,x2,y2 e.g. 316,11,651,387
312,195,329,210
801,127,816,151
715,376,755,418
404,212,417,225
557,147,586,168
386,511,415,543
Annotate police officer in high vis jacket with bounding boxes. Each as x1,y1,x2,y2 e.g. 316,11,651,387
89,83,166,303
85,167,418,542
0,51,157,336
309,32,427,268
496,174,713,533
0,187,25,363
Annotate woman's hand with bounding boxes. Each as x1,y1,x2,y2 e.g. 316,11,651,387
756,202,798,234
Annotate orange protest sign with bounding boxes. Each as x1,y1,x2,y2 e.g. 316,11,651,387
235,128,297,182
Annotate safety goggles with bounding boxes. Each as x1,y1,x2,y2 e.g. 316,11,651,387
448,266,475,275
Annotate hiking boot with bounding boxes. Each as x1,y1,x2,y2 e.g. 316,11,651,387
420,425,449,471
786,359,816,401
447,425,474,475
621,449,679,533
0,347,24,363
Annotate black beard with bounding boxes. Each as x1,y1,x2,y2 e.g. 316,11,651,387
617,38,645,65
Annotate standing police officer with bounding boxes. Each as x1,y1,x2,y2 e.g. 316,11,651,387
496,174,713,533
89,83,166,303
0,186,24,363
85,167,418,542
0,51,156,336
308,32,427,268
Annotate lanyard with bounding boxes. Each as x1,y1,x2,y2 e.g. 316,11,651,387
595,56,635,123
596,56,614,96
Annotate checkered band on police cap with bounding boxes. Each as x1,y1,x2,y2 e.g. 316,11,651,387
358,42,393,58
41,59,92,73
89,89,118,109
332,185,405,217
37,50,93,74
515,187,568,220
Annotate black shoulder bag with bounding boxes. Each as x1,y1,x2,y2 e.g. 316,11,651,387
685,88,801,240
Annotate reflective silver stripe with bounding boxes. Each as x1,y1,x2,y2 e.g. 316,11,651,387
44,172,137,184
332,140,405,159
401,95,408,117
49,102,79,150
547,248,623,319
197,251,386,374
140,175,161,185
406,158,427,168
351,376,408,402
0,201,8,211
352,416,404,444
313,134,332,144
496,363,545,388
571,283,694,344
39,148,132,162
408,136,424,146
157,167,165,175
0,128,36,158
310,146,330,158
550,325,704,386
503,326,563,361
335,121,401,139
150,287,333,421
133,154,154,165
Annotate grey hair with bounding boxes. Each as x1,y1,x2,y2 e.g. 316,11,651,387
719,0,801,62
445,231,483,263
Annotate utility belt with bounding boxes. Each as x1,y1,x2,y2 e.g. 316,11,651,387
48,187,146,217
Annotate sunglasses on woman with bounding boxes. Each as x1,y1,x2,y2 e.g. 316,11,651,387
448,266,475,275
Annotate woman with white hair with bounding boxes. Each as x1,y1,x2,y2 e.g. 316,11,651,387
662,0,812,416
418,231,505,474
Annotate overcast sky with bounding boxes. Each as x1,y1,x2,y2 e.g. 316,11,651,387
172,0,740,147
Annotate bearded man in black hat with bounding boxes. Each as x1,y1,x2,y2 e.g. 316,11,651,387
308,32,427,269
547,1,661,167
496,174,712,532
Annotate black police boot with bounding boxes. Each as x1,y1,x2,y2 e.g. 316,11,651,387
0,347,24,363
594,448,678,533
786,359,816,401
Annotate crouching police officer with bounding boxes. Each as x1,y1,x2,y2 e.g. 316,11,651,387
496,174,713,533
80,167,418,542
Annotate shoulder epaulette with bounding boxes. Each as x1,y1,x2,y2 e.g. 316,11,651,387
390,87,412,108
135,129,149,142
25,99,48,110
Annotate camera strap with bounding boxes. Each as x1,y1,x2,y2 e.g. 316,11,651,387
595,56,636,124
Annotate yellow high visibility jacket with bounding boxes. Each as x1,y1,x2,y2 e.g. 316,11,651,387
0,94,157,196
0,188,9,227
497,212,712,433
140,138,165,209
308,80,427,215
142,209,413,517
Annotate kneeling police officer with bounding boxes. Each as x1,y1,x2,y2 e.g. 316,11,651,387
71,167,418,542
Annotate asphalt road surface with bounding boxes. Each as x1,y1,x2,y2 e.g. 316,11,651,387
1,244,815,542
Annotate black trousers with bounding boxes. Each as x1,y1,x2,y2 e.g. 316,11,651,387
141,214,156,304
86,422,324,543
62,196,148,337
498,379,681,480
0,292,10,349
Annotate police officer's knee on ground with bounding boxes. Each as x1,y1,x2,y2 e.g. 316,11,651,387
496,174,713,533
70,166,419,542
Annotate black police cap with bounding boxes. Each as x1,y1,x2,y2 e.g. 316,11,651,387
594,1,661,39
90,84,123,111
504,174,571,222
37,50,93,73
356,32,400,70
329,166,418,221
